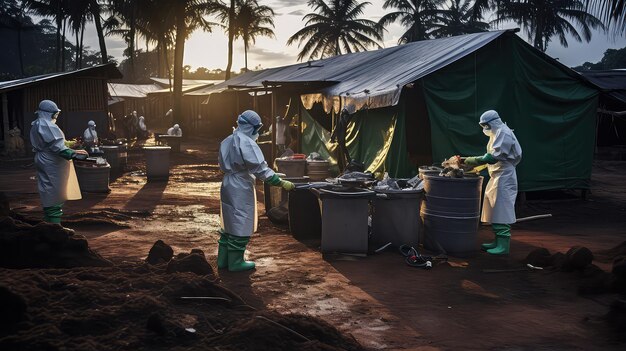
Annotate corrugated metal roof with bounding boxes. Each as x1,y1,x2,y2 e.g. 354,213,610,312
148,83,216,95
190,30,511,112
0,63,123,93
108,83,163,98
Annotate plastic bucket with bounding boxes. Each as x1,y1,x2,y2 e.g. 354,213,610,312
307,160,330,181
74,163,111,193
421,175,483,256
158,135,182,153
143,146,171,181
276,159,306,177
100,145,126,169
419,166,441,179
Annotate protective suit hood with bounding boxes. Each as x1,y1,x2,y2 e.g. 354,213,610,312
31,100,66,153
236,110,262,138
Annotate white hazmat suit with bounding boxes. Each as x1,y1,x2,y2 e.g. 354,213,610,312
83,120,98,148
30,100,82,223
167,124,182,136
463,110,522,255
217,110,295,271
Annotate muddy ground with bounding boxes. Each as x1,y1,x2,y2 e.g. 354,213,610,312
1,137,625,350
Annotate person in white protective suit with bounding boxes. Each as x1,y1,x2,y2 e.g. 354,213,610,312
218,110,295,271
461,110,522,255
137,116,149,139
167,124,182,137
83,120,99,151
30,100,88,223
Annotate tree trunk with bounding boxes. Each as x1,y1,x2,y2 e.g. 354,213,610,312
80,21,85,68
75,30,80,69
225,0,235,80
244,40,248,71
173,9,186,125
61,19,66,71
157,39,161,76
129,7,136,81
17,28,24,77
91,0,108,64
55,17,62,71
55,1,62,71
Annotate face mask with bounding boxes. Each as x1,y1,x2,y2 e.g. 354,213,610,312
251,133,259,141
51,118,57,125
483,128,493,137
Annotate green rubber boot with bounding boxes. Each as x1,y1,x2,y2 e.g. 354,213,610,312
487,223,511,255
481,231,498,251
217,230,229,269
227,235,255,272
43,204,63,224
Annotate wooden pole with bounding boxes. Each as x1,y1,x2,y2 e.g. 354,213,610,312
271,89,276,164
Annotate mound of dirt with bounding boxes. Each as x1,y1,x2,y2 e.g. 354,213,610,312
0,286,27,331
146,240,174,265
596,241,626,263
0,264,363,351
0,216,112,269
166,250,215,277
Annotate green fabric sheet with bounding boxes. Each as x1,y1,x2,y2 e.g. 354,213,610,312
421,34,598,191
301,100,416,178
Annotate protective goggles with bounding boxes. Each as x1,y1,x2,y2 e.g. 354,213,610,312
238,114,263,134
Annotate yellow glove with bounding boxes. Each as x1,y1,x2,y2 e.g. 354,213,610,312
281,180,295,191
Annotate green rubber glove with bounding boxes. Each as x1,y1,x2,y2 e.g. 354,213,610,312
464,156,482,166
281,180,295,191
464,153,496,166
265,174,282,186
59,149,75,160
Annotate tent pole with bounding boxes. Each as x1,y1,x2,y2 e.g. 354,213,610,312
297,95,301,152
271,89,276,163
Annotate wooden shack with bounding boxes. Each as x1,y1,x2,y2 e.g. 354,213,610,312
0,63,122,149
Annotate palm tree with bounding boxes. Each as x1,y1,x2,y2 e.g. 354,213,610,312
495,0,604,52
430,0,490,38
234,0,275,71
169,0,218,124
23,0,68,71
1,0,36,77
377,0,446,44
586,0,626,32
89,0,108,63
213,0,237,80
287,0,383,61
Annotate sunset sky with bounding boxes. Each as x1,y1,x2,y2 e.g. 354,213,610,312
80,0,626,72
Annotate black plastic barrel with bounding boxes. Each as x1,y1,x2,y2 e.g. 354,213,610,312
288,186,322,240
372,189,423,249
420,174,483,257
317,188,375,254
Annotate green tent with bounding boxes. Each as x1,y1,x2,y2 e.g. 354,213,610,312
301,33,598,191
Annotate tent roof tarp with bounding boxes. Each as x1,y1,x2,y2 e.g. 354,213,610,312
192,30,512,111
149,77,223,87
580,70,626,104
0,63,123,94
108,83,162,98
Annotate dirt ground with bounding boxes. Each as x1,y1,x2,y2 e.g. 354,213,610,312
1,137,625,350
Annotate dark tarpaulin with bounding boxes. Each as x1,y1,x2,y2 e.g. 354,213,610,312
301,98,416,178
421,35,598,191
